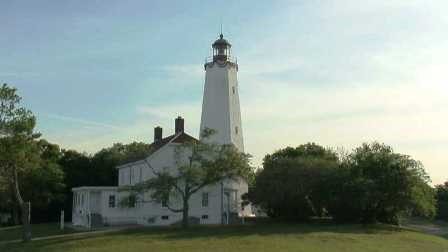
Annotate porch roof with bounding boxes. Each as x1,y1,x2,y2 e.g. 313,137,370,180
72,186,118,192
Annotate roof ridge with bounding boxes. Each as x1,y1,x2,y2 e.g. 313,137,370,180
167,131,183,144
116,131,198,169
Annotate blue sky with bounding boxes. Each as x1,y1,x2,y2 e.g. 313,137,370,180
1,0,447,184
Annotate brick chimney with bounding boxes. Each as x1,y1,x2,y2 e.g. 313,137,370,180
154,126,162,143
175,116,184,134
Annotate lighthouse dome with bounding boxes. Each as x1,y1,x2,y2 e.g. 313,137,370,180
212,34,232,48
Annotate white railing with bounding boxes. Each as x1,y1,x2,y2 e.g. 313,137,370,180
205,56,237,64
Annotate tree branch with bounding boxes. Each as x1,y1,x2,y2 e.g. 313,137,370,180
165,204,184,213
143,159,185,199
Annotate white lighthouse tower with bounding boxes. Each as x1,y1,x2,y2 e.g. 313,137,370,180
200,34,244,152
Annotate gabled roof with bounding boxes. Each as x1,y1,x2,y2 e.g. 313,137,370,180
148,131,197,156
116,132,198,168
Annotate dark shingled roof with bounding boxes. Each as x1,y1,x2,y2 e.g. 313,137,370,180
117,132,198,167
148,132,197,155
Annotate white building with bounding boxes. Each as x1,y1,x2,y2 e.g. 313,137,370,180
72,34,251,228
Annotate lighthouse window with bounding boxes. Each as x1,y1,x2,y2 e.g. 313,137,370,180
232,86,235,94
235,126,239,134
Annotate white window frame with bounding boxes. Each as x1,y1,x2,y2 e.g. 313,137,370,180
109,195,116,208
202,192,209,208
161,196,169,208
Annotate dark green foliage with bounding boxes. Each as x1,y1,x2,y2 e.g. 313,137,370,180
91,142,151,186
249,143,339,220
249,142,436,225
435,182,448,221
330,142,435,224
20,140,66,223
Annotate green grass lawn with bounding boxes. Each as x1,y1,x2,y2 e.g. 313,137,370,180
1,222,447,252
0,223,77,242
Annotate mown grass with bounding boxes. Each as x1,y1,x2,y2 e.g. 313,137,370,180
0,223,77,242
1,221,448,252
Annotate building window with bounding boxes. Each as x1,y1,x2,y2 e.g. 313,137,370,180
201,215,209,219
139,167,143,183
161,215,169,220
129,195,136,208
162,196,169,208
232,86,235,94
202,192,209,207
235,126,238,135
109,195,116,208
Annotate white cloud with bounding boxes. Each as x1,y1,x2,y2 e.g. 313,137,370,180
41,113,122,130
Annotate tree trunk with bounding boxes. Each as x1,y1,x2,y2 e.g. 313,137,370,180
182,197,189,228
20,202,31,241
12,167,32,242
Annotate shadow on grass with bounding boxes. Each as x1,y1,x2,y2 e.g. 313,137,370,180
0,220,410,251
161,223,402,240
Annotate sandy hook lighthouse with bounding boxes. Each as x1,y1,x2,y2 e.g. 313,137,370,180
200,33,244,152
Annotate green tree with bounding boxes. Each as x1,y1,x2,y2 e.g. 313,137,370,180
248,143,339,220
58,149,92,220
124,129,252,228
91,142,151,186
0,139,66,225
20,140,65,223
435,182,448,221
331,142,436,224
0,83,40,241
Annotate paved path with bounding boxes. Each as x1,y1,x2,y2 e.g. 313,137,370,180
0,225,142,245
404,221,448,237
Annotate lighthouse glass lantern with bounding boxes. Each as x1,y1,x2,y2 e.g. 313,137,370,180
212,34,231,62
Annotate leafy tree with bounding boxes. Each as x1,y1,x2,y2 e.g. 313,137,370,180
248,143,339,220
435,182,448,221
124,129,252,228
329,142,436,224
20,140,65,223
58,149,92,220
0,83,40,241
91,142,151,186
